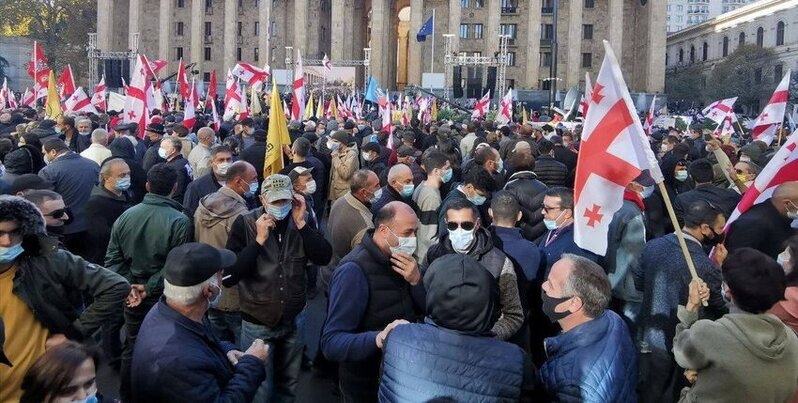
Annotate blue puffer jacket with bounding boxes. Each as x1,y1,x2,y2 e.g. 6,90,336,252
379,321,526,402
540,311,638,403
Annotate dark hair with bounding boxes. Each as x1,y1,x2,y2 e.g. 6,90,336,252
490,190,520,223
209,144,232,158
688,159,714,184
784,235,798,287
544,186,574,211
683,200,724,229
60,115,75,129
146,163,178,196
722,248,786,314
422,151,449,172
42,138,69,153
473,145,497,167
538,139,555,155
292,137,311,157
20,341,100,403
21,189,62,207
222,136,240,155
445,198,480,221
361,142,380,154
510,151,534,171
463,167,497,193
225,161,251,182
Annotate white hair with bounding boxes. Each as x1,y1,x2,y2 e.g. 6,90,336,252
387,163,411,183
91,129,108,145
77,118,92,127
163,275,216,305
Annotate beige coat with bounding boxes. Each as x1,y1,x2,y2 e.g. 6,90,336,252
328,148,359,201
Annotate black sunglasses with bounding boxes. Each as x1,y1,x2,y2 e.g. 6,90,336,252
45,208,69,219
446,221,475,231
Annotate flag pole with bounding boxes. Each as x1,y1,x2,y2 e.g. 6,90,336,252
430,8,435,74
777,122,785,147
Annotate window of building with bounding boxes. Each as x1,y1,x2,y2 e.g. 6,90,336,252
501,0,517,13
756,27,764,47
500,24,517,39
754,67,762,83
255,0,259,6
254,47,260,62
775,64,783,83
271,21,277,36
255,22,260,36
702,42,708,61
583,24,593,40
473,0,483,7
506,79,515,89
205,0,212,12
507,52,516,66
679,48,684,63
739,32,745,45
176,21,184,36
237,22,243,37
237,48,242,61
176,47,183,61
722,36,729,56
541,51,552,67
690,45,695,63
542,23,554,40
584,0,594,8
203,72,211,82
460,24,469,39
542,0,553,13
776,21,785,46
582,52,592,68
204,21,212,37
176,0,184,8
204,47,211,61
473,24,483,39
461,0,468,7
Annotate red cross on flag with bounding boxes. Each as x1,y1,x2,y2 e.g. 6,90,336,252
574,41,663,256
92,75,107,112
496,89,513,125
471,90,490,120
232,63,269,90
183,79,197,130
701,97,738,125
64,87,98,114
642,95,657,136
123,54,156,138
291,49,306,121
752,70,791,145
223,69,242,120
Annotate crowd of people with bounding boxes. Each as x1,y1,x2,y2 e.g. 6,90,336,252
0,102,797,403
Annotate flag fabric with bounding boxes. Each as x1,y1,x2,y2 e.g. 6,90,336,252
232,63,269,90
417,15,434,42
365,76,379,103
642,95,657,136
27,41,50,99
291,49,305,121
250,86,262,116
522,107,529,124
0,84,6,110
223,70,242,120
91,75,107,112
182,79,196,130
206,70,218,110
57,64,76,100
176,58,190,99
322,54,332,75
45,70,62,119
579,73,593,117
471,91,491,119
496,89,513,125
2,79,17,109
752,70,791,145
702,97,738,125
726,129,798,230
123,54,155,138
573,41,663,256
431,98,438,121
303,93,315,120
237,81,249,120
64,87,98,114
265,82,291,178
210,94,221,132
22,88,35,107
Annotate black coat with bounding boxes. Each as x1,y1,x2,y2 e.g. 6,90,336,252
142,140,166,173
533,155,568,188
83,186,131,264
673,183,741,227
182,173,223,218
503,171,549,242
726,201,796,259
240,141,267,183
370,184,420,216
165,155,193,205
108,139,147,204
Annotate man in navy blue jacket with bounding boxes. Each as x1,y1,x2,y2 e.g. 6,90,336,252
538,187,598,274
131,243,268,402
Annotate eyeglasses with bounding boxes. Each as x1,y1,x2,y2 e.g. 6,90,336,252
542,205,562,213
44,208,69,219
446,221,475,231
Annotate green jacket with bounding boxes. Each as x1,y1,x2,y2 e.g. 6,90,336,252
105,193,192,295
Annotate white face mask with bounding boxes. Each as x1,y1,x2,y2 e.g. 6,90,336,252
304,179,317,195
778,249,792,274
215,161,232,176
387,227,416,256
449,228,475,253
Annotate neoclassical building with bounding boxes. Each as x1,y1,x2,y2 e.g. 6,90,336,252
97,0,665,93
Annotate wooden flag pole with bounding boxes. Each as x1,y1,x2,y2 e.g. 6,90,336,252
777,123,786,148
657,182,705,304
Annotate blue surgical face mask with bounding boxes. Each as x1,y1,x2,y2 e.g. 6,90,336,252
544,210,565,231
401,183,414,198
496,158,504,173
114,177,131,191
441,168,453,183
0,243,24,263
469,193,487,206
244,181,258,198
267,202,292,220
449,228,475,253
640,186,655,199
675,171,689,182
71,391,98,403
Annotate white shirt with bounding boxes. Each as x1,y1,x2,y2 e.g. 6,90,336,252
80,143,112,166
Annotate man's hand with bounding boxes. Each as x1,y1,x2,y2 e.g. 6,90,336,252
390,252,421,286
714,243,728,266
255,214,276,245
686,278,709,313
226,350,245,366
376,319,409,349
706,139,721,152
243,339,269,362
126,284,147,307
291,194,307,229
45,334,68,350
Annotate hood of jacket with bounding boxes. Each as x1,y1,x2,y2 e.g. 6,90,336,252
720,313,793,361
196,187,248,228
0,195,46,237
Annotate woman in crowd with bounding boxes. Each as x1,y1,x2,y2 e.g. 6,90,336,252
20,341,103,403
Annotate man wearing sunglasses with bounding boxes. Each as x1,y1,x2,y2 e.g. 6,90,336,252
20,189,71,239
423,199,523,342
437,167,497,238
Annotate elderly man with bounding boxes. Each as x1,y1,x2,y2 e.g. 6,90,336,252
326,169,381,267
75,118,93,137
371,164,420,215
539,254,637,402
183,145,234,217
0,195,129,402
131,243,268,402
188,127,216,179
80,129,113,166
84,158,132,264
160,136,193,204
142,122,167,172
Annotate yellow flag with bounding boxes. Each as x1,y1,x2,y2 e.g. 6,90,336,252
264,81,291,178
316,95,324,118
522,107,529,124
45,70,61,119
431,99,438,121
303,93,315,120
330,97,338,120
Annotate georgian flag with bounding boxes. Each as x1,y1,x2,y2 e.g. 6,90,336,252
64,87,98,114
176,58,190,99
642,95,657,136
22,88,35,107
92,75,107,112
223,69,242,120
182,79,196,130
232,63,269,90
496,89,513,125
57,64,76,100
206,70,218,110
752,70,791,145
123,54,156,138
471,91,490,119
291,49,305,121
322,54,332,75
702,97,738,125
579,73,593,117
27,41,50,99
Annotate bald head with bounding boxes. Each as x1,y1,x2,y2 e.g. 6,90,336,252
772,181,798,216
226,160,256,182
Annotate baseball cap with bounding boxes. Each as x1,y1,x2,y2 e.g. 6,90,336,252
287,166,313,182
163,243,236,287
261,174,294,202
330,130,353,146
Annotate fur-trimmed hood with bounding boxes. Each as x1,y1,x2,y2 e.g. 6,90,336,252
0,195,46,237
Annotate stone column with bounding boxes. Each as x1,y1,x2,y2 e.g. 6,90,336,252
370,0,390,86
448,0,461,53
343,0,355,60
408,0,424,86
645,1,667,92
565,0,583,88
128,0,141,50
190,0,203,64
524,0,542,88
97,0,114,50
224,0,237,69
331,0,345,60
259,0,272,67
486,0,501,54
608,0,624,63
159,0,172,61
294,0,307,54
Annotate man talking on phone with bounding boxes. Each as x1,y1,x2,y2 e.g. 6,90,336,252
225,174,332,402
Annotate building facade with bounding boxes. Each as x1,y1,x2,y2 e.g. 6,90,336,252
97,0,665,94
666,0,752,33
0,36,35,91
666,0,796,110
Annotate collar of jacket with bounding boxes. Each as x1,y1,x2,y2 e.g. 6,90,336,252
360,228,392,267
507,170,540,182
545,310,610,357
344,192,371,217
142,193,184,210
53,151,79,162
384,183,411,203
155,296,217,341
92,184,129,202
492,225,523,240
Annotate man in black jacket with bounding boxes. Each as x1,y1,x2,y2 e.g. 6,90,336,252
533,140,568,188
726,181,798,259
240,129,267,185
371,164,420,215
673,159,741,228
142,122,167,173
160,136,193,204
225,174,331,402
183,145,235,217
504,152,549,243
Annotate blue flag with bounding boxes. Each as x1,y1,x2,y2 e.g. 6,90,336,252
417,15,434,42
365,76,379,103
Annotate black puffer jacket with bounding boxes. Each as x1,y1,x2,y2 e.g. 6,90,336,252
504,171,548,242
532,155,568,188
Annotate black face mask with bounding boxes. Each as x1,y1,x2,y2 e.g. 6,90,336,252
541,290,573,323
702,228,724,247
47,225,64,235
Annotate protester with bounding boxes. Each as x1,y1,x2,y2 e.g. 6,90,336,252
183,144,234,217
325,169,379,267
328,130,359,202
281,137,326,221
539,187,598,274
80,129,112,166
188,127,216,178
726,181,798,259
771,235,798,333
9,173,53,195
504,153,548,242
539,254,637,402
105,162,192,401
322,202,423,401
0,195,128,402
20,341,102,403
361,141,387,181
107,134,147,204
413,151,451,261
20,189,70,239
370,163,419,215
160,136,193,203
438,167,497,237
57,115,90,154
112,123,147,161
171,124,194,159
673,159,741,227
142,122,167,173
533,140,568,188
131,243,268,402
396,145,425,185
